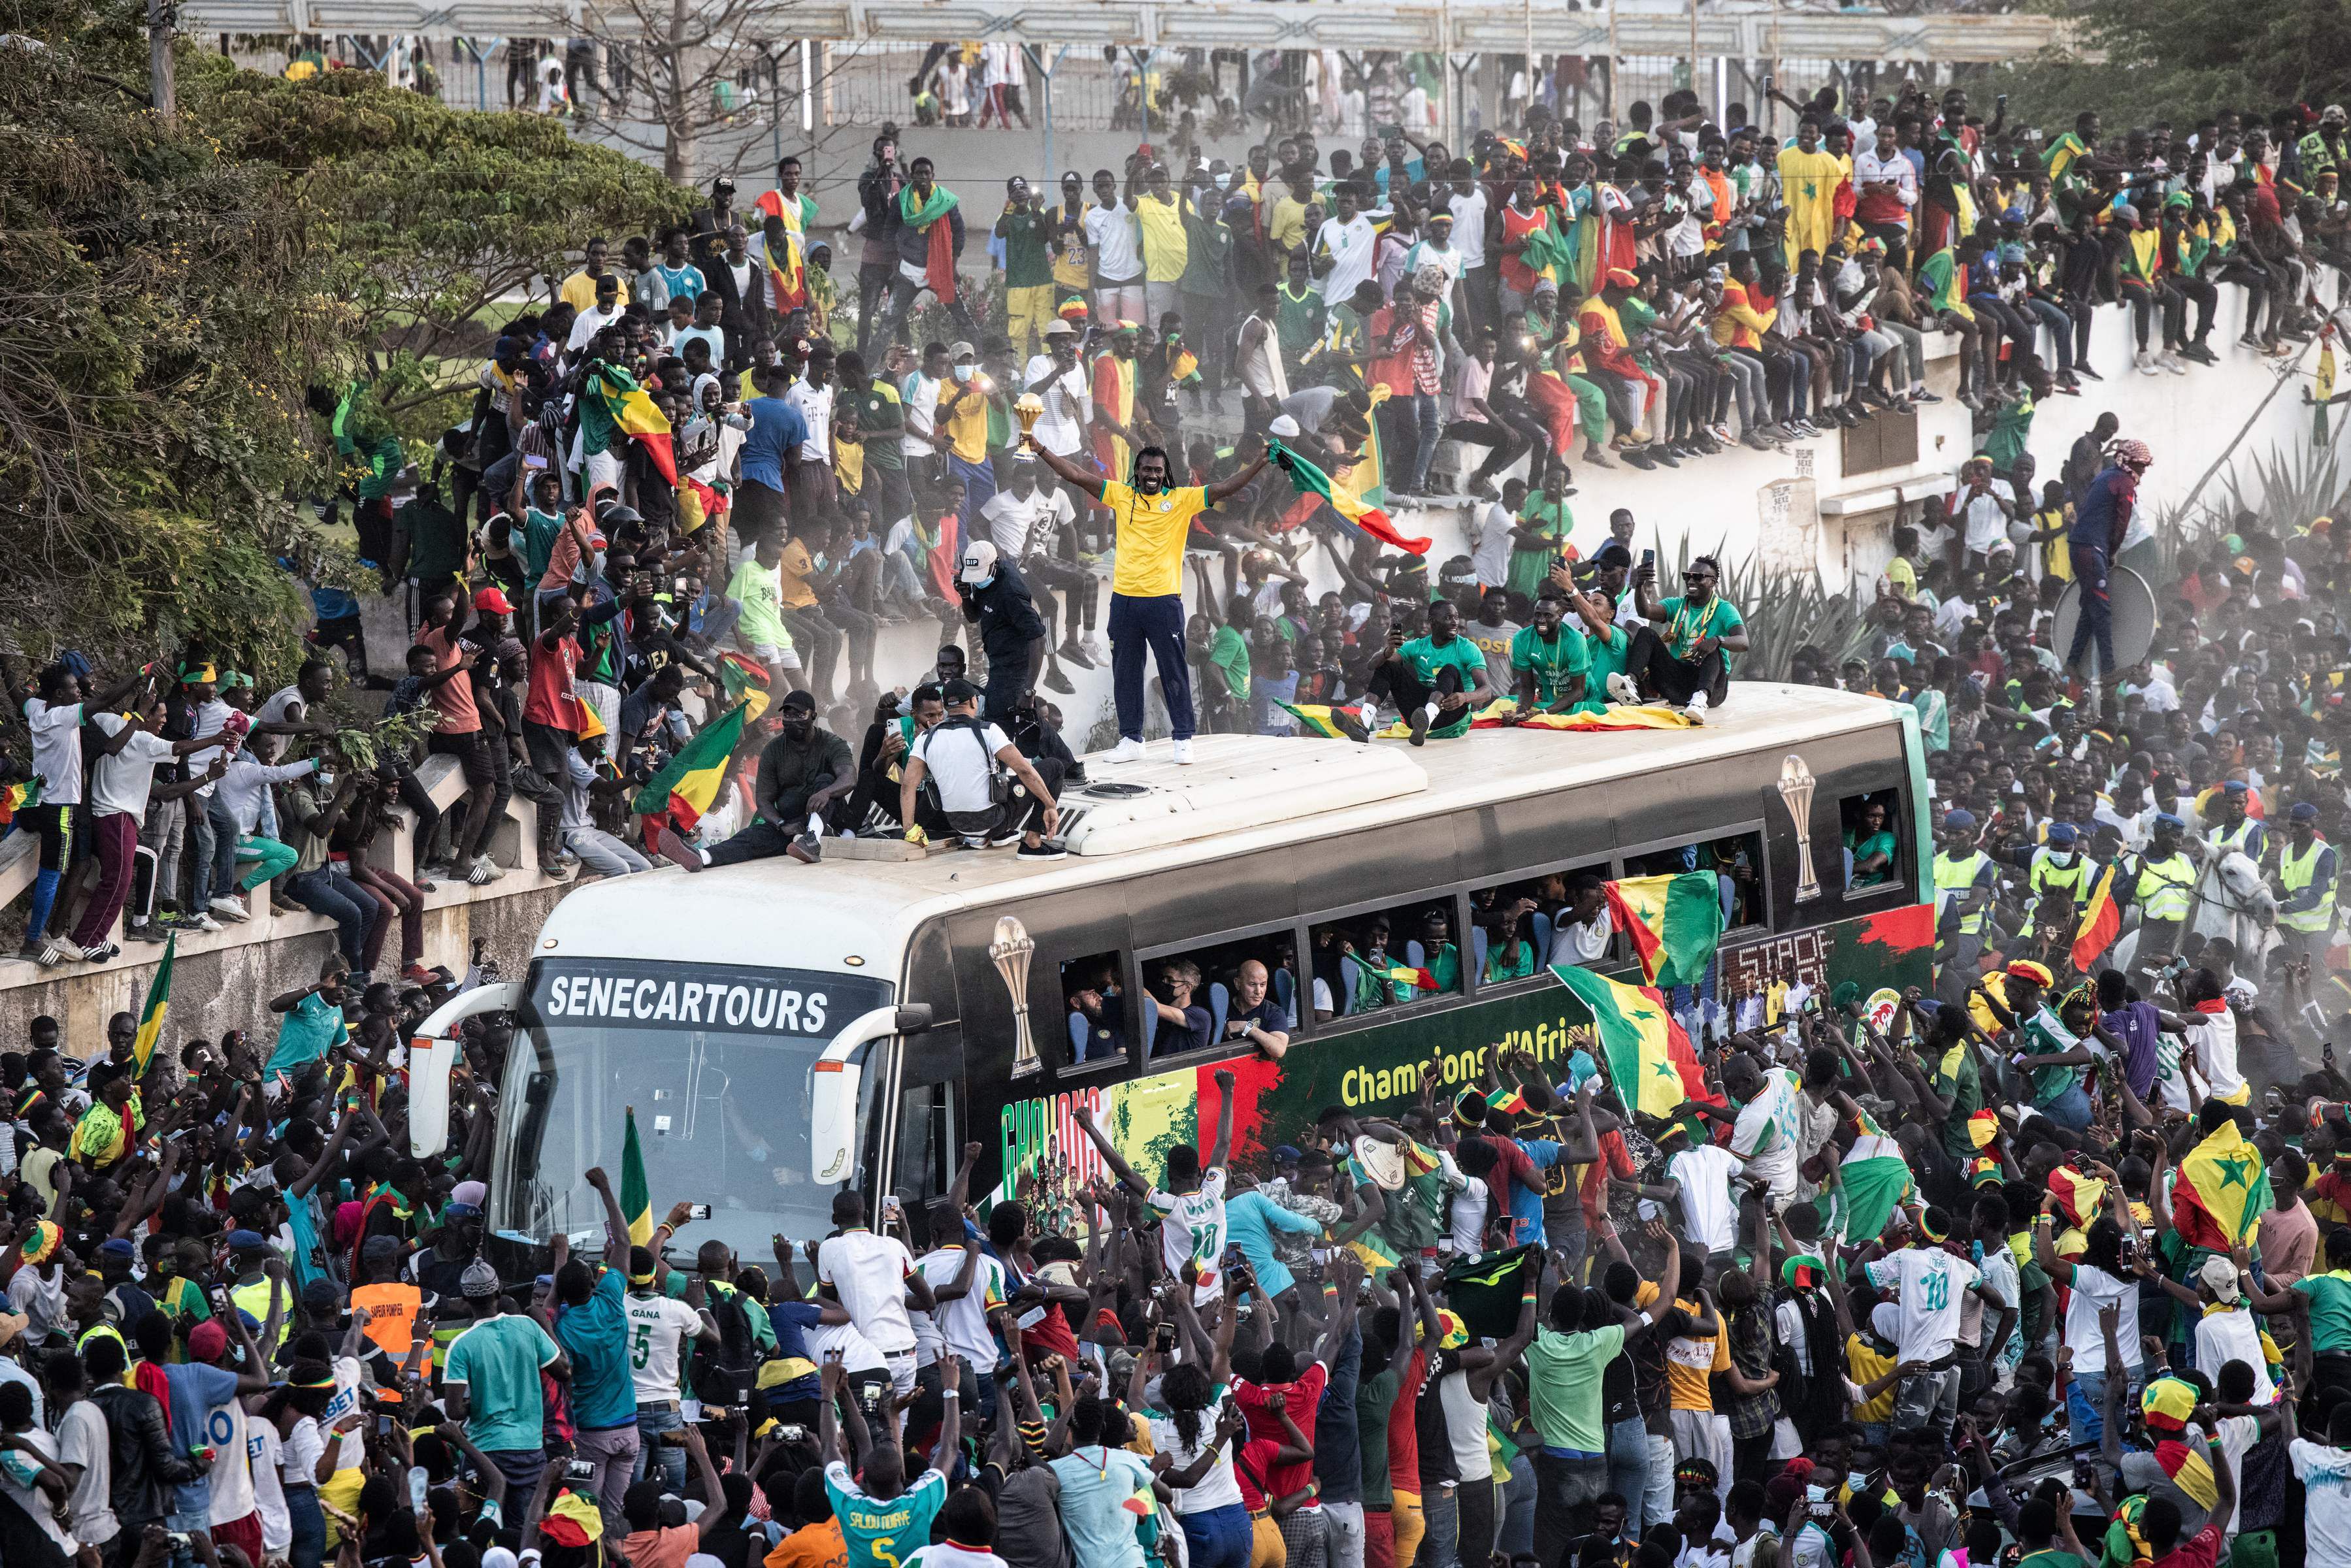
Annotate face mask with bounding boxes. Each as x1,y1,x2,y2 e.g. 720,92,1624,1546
315,771,337,794
1215,171,1232,189
955,362,976,379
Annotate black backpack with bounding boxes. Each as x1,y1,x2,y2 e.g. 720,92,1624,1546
689,1284,759,1405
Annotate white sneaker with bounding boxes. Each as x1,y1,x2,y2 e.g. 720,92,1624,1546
208,896,249,923
1082,634,1106,664
192,913,223,933
1682,691,1709,725
1172,739,1195,765
1106,737,1145,763
2135,349,2159,375
1606,672,1641,706
469,855,506,885
2160,351,2187,375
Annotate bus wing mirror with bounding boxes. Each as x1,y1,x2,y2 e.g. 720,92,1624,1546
407,981,523,1162
812,1004,914,1187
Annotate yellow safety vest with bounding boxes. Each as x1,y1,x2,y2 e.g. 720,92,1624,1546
2030,850,2095,906
1933,851,1993,938
2279,838,2337,935
230,1277,294,1355
2209,819,2262,858
2133,852,2197,923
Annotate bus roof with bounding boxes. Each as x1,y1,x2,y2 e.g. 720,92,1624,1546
533,683,1907,975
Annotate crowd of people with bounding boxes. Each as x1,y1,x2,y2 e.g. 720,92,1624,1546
15,51,2351,1568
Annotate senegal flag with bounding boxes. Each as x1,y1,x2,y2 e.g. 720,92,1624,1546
631,702,748,828
1830,1130,1915,1243
1549,963,1712,1120
130,932,175,1077
2173,1120,2273,1251
1279,702,1370,742
717,650,772,724
620,1105,653,1247
582,361,678,484
1604,872,1723,990
2071,860,2122,973
1266,436,1431,555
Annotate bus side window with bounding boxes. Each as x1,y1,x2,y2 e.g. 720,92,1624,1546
1624,830,1769,932
1136,928,1302,1064
1060,951,1130,1067
1841,789,1903,895
1471,864,1611,978
1309,900,1464,1023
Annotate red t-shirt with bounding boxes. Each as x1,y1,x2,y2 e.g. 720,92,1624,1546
1234,1364,1327,1503
2148,1522,2222,1568
523,632,583,730
1580,1129,1637,1227
1387,1350,1428,1497
416,624,482,735
1232,1435,1283,1512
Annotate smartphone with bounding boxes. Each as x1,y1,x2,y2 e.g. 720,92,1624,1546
374,1414,397,1436
688,1203,713,1221
778,1424,808,1442
524,453,550,470
680,1397,702,1423
565,1458,597,1483
408,1465,429,1515
1641,549,1656,572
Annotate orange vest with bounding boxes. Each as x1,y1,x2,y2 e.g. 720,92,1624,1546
350,1281,431,1398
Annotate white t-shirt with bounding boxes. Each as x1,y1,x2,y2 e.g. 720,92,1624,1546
0,1428,74,1554
1022,356,1090,455
1669,1144,1743,1254
1554,909,1613,967
2194,1305,2275,1403
1728,1067,1804,1198
24,698,86,806
254,685,305,762
567,302,626,351
1149,1168,1231,1302
1470,501,1514,587
1448,1174,1489,1255
1315,214,1379,303
2293,1437,2351,1562
623,1292,708,1401
88,713,180,819
785,380,833,463
2192,1007,2246,1103
1862,1247,1979,1364
806,1316,888,1376
981,485,1077,558
1960,478,2017,557
910,719,1013,816
2061,1262,2141,1375
904,373,944,459
1085,201,1143,283
58,1397,118,1546
817,1229,920,1354
916,1245,1007,1371
250,1416,291,1552
204,1386,257,1526
1449,187,1490,269
281,1415,325,1492
1149,1413,1246,1513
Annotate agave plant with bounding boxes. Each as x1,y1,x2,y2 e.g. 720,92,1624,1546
2150,433,2351,579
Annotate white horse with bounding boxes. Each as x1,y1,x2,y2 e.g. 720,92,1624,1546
2107,848,2278,977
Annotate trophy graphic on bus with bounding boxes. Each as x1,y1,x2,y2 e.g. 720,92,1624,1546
1777,753,1822,902
991,914,1041,1077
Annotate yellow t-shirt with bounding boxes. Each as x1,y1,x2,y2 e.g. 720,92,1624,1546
559,269,628,314
1104,480,1209,598
1666,1298,1730,1413
1136,194,1189,284
1268,194,1309,259
1847,1331,1896,1424
776,539,820,610
945,384,990,464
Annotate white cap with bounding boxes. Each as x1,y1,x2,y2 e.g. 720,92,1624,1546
1268,414,1302,439
959,539,1000,585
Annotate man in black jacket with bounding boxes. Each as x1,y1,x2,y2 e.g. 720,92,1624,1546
86,1335,197,1568
667,691,852,870
955,541,1047,727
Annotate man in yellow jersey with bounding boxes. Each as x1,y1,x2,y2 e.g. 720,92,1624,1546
1027,438,1267,763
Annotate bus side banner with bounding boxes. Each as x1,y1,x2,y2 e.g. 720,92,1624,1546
998,903,1930,1196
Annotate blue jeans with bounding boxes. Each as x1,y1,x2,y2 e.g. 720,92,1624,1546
1179,1502,1255,1568
2067,1364,2143,1450
1419,1481,1460,1568
1607,1418,1652,1537
1109,591,1193,742
1496,1450,1536,1558
285,1485,326,1568
2065,541,2115,674
635,1402,687,1492
282,867,376,968
2039,1083,2094,1131
192,790,239,907
1407,389,1443,489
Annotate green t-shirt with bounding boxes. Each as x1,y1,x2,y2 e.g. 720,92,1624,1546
2020,1007,2082,1107
1000,209,1054,289
1526,1322,1625,1453
1399,635,1490,737
444,1312,561,1453
2300,1271,2351,1354
1506,492,1573,600
1209,624,1251,699
1485,937,1536,983
1849,830,1898,887
2014,1552,2090,1568
729,557,791,649
523,507,565,580
853,380,906,471
1658,594,1745,667
1933,1047,1986,1160
1983,391,2035,474
1584,619,1630,691
825,1462,947,1568
1509,624,1589,706
1275,285,1326,366
1356,1366,1402,1503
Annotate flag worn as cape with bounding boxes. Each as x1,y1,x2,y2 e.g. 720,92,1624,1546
631,702,749,829
1439,1244,1541,1340
583,361,678,483
2173,1120,2273,1251
1604,872,1724,991
899,184,961,301
1265,436,1429,554
131,932,176,1076
2047,1164,2107,1230
1549,963,1714,1120
1831,1132,1915,1243
2072,860,2122,972
1278,702,1371,742
620,1106,653,1247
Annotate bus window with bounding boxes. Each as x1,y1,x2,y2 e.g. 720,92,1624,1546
1307,900,1465,1023
1471,864,1613,979
1136,930,1301,1064
1060,951,1130,1067
1624,830,1769,931
1841,790,1903,894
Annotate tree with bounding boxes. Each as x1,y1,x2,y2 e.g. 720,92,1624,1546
1993,0,2351,128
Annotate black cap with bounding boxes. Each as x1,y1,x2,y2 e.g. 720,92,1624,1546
941,678,981,704
779,689,816,713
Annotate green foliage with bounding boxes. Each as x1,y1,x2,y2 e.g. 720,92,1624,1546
1669,534,1871,683
1993,0,2351,130
0,0,692,681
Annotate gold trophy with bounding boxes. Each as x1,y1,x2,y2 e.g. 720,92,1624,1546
1777,753,1822,902
991,914,1042,1077
1015,393,1045,452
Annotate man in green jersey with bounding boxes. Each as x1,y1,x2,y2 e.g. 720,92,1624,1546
819,1355,961,1568
1369,597,1496,744
1507,591,1591,719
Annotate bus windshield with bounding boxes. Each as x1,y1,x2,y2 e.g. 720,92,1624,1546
493,958,893,1260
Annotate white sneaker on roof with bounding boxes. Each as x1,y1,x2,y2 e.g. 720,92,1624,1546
1107,737,1145,763
1172,739,1195,764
